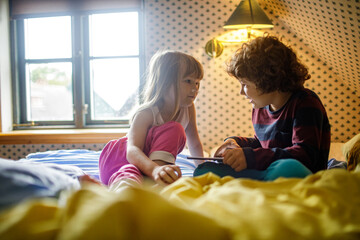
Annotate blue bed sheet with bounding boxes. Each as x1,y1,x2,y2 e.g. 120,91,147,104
20,149,197,180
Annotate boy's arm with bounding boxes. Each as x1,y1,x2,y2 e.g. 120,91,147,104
225,136,261,148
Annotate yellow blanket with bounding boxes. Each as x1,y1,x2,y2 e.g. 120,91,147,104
0,183,230,240
1,169,360,240
162,169,360,240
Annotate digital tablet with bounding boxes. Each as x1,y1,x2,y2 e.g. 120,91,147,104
186,156,223,162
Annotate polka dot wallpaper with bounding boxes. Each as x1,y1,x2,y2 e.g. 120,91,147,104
2,0,359,159
144,0,359,152
0,144,106,160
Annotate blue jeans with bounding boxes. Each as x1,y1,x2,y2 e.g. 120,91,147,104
193,159,312,181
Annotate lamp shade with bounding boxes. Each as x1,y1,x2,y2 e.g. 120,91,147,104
224,0,273,29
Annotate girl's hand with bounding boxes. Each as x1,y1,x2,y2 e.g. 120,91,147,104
152,165,182,185
214,138,240,157
223,148,247,172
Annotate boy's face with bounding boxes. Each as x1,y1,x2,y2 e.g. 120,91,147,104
238,78,273,109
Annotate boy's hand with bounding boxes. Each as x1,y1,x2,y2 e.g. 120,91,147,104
214,138,240,157
152,165,182,185
223,148,247,172
214,139,247,171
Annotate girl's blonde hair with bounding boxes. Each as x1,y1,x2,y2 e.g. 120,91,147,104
347,140,360,171
136,50,203,121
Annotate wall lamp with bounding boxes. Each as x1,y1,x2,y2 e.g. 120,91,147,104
205,0,274,58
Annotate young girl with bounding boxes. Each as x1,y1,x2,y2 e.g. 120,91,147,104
99,50,204,189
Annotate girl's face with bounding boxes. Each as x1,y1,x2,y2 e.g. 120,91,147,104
179,75,201,107
238,78,273,109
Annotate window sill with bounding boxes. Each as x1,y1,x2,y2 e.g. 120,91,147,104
0,129,128,144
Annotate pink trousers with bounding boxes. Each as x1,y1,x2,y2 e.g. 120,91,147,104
99,121,186,186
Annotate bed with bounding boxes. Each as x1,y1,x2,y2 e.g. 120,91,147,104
0,136,360,240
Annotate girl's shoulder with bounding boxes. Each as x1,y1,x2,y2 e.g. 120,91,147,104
133,108,154,124
136,107,153,115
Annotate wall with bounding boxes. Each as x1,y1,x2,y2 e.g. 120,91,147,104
0,0,13,132
1,0,359,159
144,0,360,153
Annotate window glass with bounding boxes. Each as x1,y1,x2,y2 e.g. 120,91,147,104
24,16,72,59
26,62,73,121
89,12,139,57
88,12,140,121
90,58,139,120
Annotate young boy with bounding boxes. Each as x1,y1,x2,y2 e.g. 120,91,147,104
194,35,331,181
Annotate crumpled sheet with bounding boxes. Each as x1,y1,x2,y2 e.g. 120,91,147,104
161,169,360,240
1,169,360,240
0,183,230,240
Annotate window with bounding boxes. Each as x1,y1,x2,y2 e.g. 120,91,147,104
23,16,73,122
11,3,143,129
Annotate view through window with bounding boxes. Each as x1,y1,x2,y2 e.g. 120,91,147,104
14,11,141,128
25,16,73,121
89,12,140,121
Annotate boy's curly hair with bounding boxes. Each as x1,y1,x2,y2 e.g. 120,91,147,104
226,35,310,93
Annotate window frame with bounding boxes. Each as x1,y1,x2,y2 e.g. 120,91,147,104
11,9,144,130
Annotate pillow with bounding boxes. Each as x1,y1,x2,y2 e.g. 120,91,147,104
342,133,360,162
0,159,82,211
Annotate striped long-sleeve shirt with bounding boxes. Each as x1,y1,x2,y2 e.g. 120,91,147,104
229,88,331,173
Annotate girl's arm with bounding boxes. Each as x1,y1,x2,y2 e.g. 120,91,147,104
185,103,204,158
126,109,158,176
127,109,181,184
